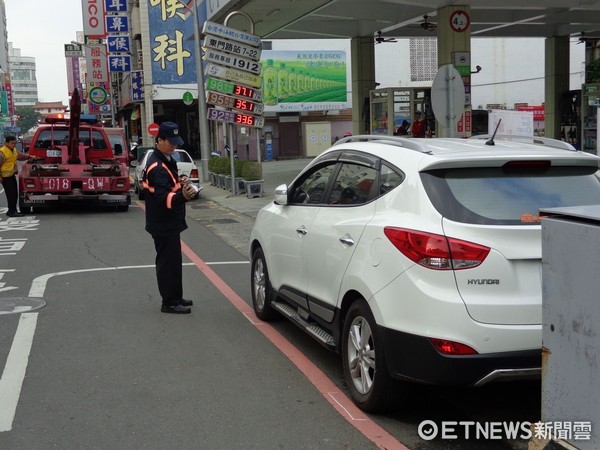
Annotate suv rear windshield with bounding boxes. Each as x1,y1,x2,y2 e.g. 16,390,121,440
421,165,600,225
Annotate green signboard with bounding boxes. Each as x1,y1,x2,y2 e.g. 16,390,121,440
260,50,348,112
182,91,194,106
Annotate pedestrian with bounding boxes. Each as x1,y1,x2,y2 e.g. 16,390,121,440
0,135,29,217
143,122,200,314
394,120,410,135
411,111,426,138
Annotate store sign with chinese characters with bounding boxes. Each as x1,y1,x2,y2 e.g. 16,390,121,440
108,55,131,72
131,70,144,102
104,0,127,13
84,45,110,84
104,0,130,77
148,0,196,85
105,15,129,34
107,35,131,53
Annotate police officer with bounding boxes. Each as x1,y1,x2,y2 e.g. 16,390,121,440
0,135,29,217
143,122,199,314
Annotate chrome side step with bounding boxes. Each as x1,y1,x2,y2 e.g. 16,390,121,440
272,301,335,349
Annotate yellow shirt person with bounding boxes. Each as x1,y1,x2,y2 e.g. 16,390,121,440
0,135,29,217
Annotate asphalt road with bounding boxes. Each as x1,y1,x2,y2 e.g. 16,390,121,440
0,173,542,449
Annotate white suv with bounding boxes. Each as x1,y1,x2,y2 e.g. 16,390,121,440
249,135,600,412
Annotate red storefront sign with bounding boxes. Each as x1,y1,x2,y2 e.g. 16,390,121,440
517,105,545,121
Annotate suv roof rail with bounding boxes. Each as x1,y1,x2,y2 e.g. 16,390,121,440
334,134,432,154
468,134,576,152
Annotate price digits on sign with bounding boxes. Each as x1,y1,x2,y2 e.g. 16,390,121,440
234,98,260,114
235,114,255,125
234,84,255,99
206,77,261,101
208,108,261,127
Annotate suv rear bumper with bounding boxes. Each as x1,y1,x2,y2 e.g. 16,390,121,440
380,327,541,386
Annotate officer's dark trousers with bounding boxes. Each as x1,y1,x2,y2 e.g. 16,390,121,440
3,175,18,214
153,233,183,306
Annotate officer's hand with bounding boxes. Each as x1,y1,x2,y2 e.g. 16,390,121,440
182,183,199,201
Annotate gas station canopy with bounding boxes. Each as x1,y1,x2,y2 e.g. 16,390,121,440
215,0,600,41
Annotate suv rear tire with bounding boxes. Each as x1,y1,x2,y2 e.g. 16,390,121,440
342,299,396,412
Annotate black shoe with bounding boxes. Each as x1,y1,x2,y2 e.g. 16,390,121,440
180,299,194,307
6,211,24,217
161,304,191,314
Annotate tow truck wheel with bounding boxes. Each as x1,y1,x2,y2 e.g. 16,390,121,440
19,199,31,214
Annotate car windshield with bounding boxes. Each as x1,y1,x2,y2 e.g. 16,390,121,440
34,129,108,150
421,165,600,225
173,151,192,163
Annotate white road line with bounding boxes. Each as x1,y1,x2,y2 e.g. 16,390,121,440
0,259,248,432
205,261,249,265
0,313,38,432
27,261,246,298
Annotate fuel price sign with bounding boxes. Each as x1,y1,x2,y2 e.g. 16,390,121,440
207,107,264,128
206,77,262,102
207,91,264,115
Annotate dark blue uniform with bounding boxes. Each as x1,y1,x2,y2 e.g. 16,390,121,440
143,148,188,307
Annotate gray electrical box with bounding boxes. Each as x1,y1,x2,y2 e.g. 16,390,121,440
541,205,600,449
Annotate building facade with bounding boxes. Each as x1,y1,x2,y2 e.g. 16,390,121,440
8,43,38,107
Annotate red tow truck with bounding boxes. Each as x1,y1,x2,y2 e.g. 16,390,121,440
19,89,131,212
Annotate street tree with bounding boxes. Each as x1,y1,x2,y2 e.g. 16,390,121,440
15,106,42,135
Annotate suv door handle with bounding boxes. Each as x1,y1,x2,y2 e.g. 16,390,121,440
339,234,355,246
296,226,308,235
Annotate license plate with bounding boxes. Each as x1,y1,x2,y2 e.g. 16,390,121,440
47,149,61,157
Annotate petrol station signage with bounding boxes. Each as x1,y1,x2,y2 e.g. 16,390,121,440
207,107,264,128
203,35,262,61
207,91,264,115
204,50,262,75
206,77,263,102
201,20,264,128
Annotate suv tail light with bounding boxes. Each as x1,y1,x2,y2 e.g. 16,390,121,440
190,168,199,179
429,338,478,355
383,227,490,270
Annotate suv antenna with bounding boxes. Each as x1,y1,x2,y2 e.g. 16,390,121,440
486,119,501,146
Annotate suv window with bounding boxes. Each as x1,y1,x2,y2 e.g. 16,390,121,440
380,163,403,195
422,165,600,225
292,163,336,205
329,163,377,205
